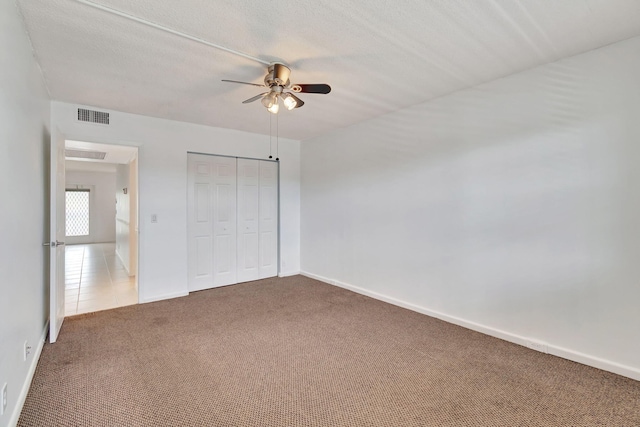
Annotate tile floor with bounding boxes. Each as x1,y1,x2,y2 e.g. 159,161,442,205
65,243,138,316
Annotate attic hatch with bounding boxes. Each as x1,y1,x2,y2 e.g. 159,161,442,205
65,149,107,160
77,108,109,125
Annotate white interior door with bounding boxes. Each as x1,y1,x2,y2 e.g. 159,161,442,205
259,160,278,279
188,154,237,291
237,159,260,283
49,128,66,343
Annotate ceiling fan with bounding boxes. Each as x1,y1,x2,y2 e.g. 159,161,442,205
222,63,331,114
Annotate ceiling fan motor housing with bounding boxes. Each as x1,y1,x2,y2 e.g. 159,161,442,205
265,63,291,88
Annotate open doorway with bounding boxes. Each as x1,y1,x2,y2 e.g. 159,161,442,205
63,140,139,316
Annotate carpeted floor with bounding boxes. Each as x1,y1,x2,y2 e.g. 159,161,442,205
18,275,640,426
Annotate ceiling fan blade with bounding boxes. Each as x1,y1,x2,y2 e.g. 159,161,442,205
222,79,266,88
289,93,305,108
242,93,268,104
291,84,331,94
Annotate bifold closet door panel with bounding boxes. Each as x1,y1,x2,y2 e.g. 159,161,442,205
212,156,238,287
259,160,278,279
237,158,260,283
187,154,237,291
187,154,214,292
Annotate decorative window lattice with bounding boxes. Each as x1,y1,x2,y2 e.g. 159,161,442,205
66,190,90,236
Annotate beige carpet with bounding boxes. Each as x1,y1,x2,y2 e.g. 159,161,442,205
19,275,640,426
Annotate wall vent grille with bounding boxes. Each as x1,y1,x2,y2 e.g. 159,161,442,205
65,149,107,160
77,108,109,125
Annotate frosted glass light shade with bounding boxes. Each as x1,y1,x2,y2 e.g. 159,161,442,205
261,93,275,108
267,102,279,114
282,93,297,110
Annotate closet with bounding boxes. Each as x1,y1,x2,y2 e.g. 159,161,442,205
187,153,278,292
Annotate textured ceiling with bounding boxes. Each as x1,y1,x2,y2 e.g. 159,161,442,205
17,0,640,141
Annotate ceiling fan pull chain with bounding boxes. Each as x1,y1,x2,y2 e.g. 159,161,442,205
276,113,279,161
269,112,273,159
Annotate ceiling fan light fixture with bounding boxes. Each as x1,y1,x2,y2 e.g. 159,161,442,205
261,93,275,108
282,93,297,110
267,100,280,114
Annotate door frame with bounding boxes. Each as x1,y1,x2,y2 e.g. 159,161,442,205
53,137,141,331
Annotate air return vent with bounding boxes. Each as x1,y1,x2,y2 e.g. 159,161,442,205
65,149,107,160
77,108,109,125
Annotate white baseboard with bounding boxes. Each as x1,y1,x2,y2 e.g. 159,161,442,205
139,290,188,304
9,321,49,427
278,270,301,278
300,271,640,382
300,271,332,284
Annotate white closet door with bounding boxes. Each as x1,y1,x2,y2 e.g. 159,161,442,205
237,158,260,283
188,154,237,291
189,154,277,291
188,154,214,291
259,160,278,279
212,156,237,287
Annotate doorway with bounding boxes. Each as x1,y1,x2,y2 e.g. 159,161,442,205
63,140,139,316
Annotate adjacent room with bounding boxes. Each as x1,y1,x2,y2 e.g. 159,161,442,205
64,141,138,316
2,0,640,426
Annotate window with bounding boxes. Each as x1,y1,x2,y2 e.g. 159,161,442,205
66,189,90,236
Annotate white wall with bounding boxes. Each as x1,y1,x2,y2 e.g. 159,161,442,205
51,102,301,303
65,167,116,244
0,2,50,426
301,36,640,380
